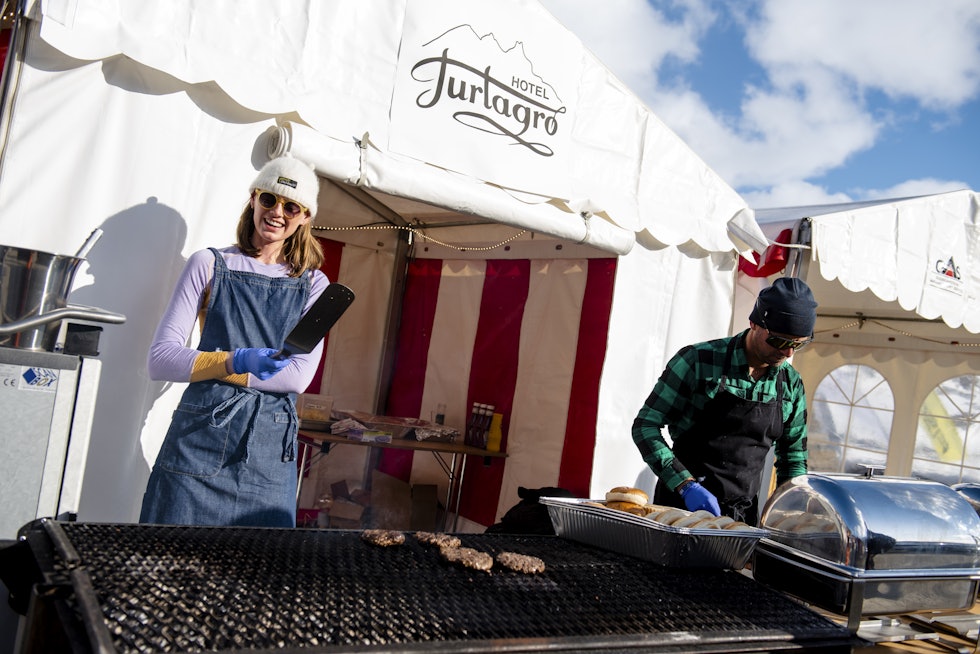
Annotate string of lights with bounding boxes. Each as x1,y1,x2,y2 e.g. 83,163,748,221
313,222,528,253
817,318,980,348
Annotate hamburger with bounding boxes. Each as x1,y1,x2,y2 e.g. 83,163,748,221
603,486,649,514
605,486,649,506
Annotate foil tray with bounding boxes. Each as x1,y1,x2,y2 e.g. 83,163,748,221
541,497,767,569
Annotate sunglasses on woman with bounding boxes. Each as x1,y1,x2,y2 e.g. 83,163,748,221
255,190,307,218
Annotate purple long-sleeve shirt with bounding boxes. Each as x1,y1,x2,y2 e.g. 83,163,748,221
147,246,329,393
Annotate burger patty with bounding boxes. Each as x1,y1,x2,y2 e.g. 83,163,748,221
440,546,493,572
496,551,546,574
360,529,406,547
415,531,462,549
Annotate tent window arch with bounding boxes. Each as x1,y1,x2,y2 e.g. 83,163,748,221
912,375,980,485
808,364,893,473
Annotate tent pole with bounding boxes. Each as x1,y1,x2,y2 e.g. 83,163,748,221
788,218,812,279
0,0,28,177
374,228,411,416
319,179,413,415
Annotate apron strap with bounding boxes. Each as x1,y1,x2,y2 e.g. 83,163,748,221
282,399,298,462
209,386,261,463
208,387,261,429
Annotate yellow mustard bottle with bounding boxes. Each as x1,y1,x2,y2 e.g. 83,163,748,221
487,413,503,452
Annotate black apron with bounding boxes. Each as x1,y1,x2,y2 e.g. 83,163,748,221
654,338,784,526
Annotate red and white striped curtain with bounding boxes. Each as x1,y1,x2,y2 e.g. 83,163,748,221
311,238,616,526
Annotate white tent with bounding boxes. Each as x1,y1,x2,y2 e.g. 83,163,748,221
0,0,766,529
736,190,980,485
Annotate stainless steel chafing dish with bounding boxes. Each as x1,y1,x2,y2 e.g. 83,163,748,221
752,471,980,631
953,482,980,516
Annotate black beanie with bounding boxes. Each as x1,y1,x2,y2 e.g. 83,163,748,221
749,277,818,337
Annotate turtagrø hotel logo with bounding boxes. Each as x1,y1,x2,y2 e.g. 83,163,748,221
409,25,567,158
389,5,578,199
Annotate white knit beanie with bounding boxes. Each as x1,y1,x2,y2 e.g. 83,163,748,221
251,156,319,219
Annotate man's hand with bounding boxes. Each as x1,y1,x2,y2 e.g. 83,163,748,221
678,481,721,516
232,348,289,380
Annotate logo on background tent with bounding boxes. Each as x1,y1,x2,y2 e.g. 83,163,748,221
935,257,961,280
410,25,567,157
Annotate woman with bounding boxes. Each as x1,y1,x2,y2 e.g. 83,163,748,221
140,156,329,527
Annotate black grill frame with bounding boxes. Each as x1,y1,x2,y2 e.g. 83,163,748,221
10,520,858,653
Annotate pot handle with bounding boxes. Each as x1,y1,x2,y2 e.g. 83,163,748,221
0,304,126,335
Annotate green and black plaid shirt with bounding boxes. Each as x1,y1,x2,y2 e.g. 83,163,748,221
631,330,809,492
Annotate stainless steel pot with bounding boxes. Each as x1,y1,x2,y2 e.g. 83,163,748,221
0,243,125,351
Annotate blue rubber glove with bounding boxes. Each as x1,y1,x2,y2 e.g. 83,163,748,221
678,481,721,516
232,348,289,380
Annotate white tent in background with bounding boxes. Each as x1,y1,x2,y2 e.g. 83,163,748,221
0,0,766,530
736,190,980,486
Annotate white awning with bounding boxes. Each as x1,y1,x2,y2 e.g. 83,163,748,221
34,0,764,256
753,190,980,333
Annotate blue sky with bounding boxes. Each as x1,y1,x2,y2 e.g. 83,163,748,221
540,0,980,209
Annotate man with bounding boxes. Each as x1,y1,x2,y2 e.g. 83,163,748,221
632,276,817,526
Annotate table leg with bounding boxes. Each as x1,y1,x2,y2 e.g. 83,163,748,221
442,453,456,532
451,454,468,532
296,441,311,503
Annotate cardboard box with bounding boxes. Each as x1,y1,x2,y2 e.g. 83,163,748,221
369,470,411,530
350,488,372,506
297,393,334,421
330,498,365,522
329,517,361,530
331,479,352,500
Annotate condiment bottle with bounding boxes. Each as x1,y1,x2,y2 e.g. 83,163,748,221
487,413,503,452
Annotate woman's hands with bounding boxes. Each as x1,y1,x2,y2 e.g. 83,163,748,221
232,348,289,380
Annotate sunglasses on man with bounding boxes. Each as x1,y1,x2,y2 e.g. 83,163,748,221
763,325,812,351
255,190,307,218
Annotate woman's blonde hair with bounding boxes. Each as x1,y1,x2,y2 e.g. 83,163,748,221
235,197,325,277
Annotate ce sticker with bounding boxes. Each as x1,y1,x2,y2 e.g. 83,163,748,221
2,378,17,387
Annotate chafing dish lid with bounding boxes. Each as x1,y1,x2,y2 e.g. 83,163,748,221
953,483,980,516
760,473,980,572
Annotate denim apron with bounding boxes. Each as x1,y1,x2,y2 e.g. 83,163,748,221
140,248,309,527
654,338,785,526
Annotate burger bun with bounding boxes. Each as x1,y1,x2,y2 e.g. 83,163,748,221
605,486,649,506
605,500,646,515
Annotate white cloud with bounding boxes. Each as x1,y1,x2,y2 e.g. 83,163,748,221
741,181,853,209
541,0,980,199
679,65,880,187
743,178,972,209
711,0,980,188
748,0,980,109
539,0,714,95
858,178,973,201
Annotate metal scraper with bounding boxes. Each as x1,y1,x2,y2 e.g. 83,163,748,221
277,283,355,357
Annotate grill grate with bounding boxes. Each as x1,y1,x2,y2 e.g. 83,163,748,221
27,522,854,653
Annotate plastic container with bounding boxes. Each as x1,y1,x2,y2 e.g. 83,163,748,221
486,413,503,452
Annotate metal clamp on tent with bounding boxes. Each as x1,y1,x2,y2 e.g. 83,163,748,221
576,210,593,246
265,122,361,187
